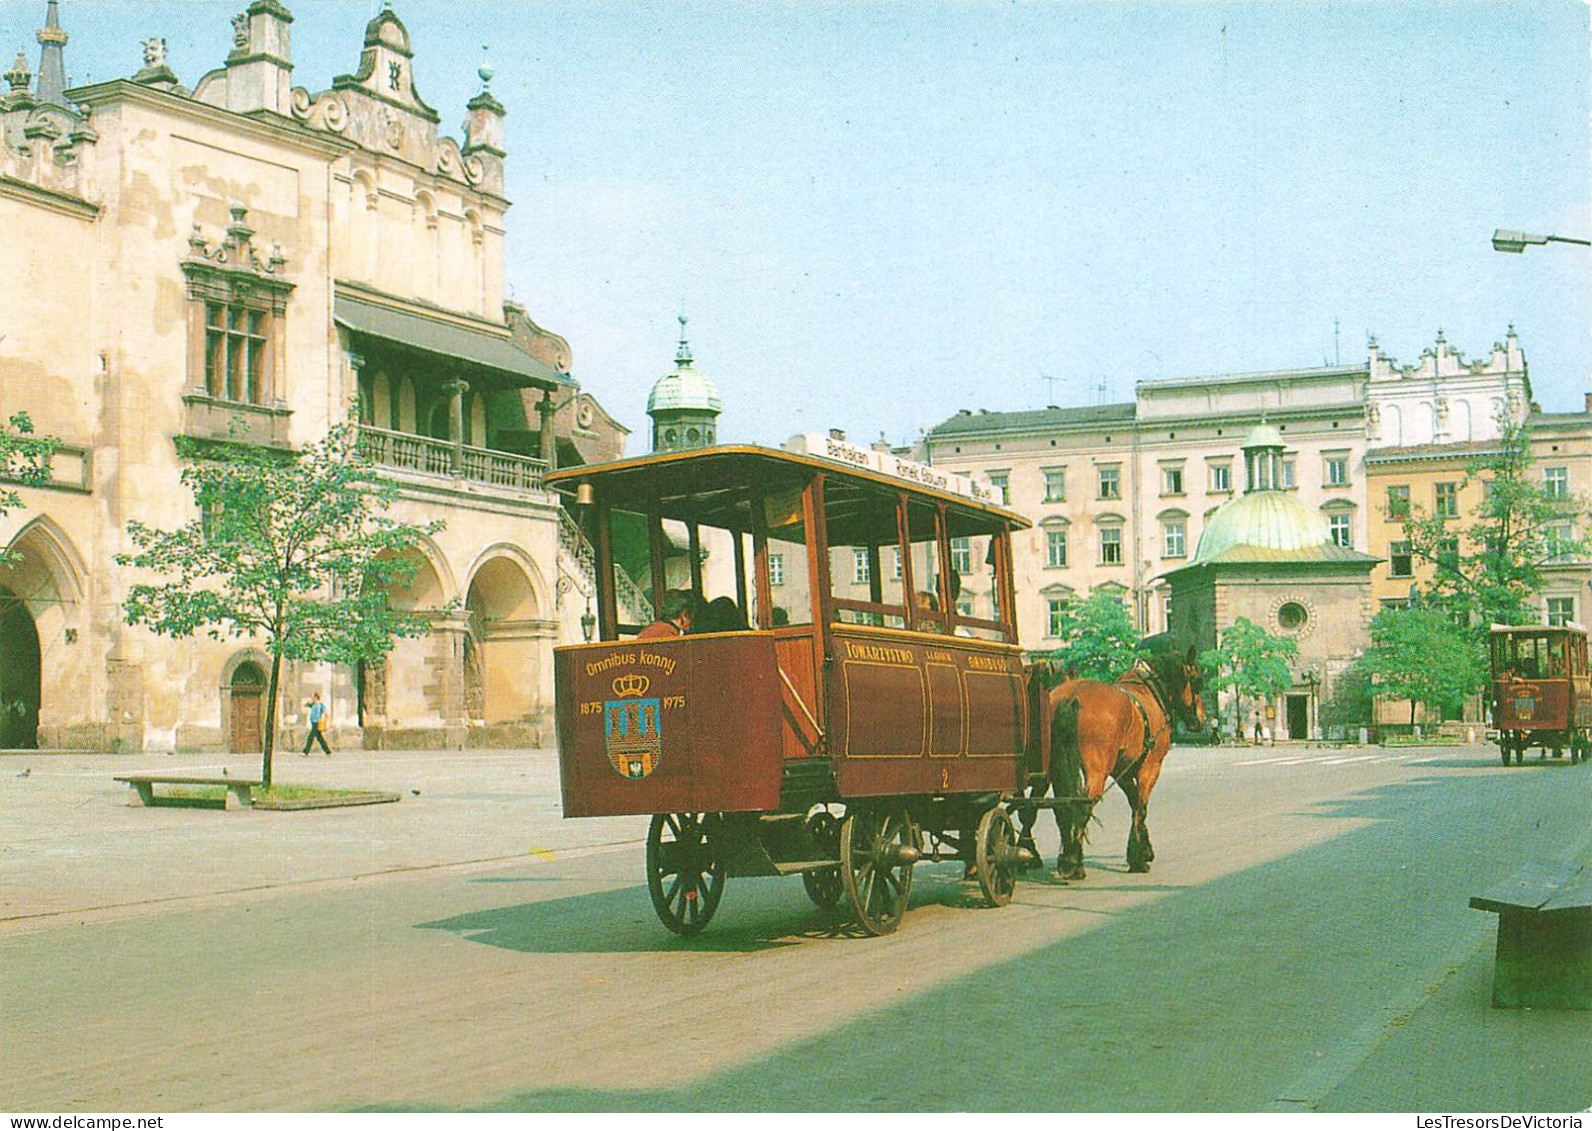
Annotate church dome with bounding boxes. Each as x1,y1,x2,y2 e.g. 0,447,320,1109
648,367,722,414
647,316,722,414
1193,490,1332,562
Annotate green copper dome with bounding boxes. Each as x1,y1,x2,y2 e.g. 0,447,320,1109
647,315,722,414
1193,491,1333,562
647,368,722,414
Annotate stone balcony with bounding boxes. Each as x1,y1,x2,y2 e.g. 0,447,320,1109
357,425,549,494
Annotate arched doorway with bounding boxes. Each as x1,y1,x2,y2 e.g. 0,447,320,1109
464,555,542,726
0,586,40,749
230,662,266,755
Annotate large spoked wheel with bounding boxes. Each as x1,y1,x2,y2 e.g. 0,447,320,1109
646,813,726,936
1500,737,1513,766
973,805,1019,908
840,808,917,936
802,809,843,909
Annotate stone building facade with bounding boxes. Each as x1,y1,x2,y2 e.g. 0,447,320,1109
922,331,1539,653
0,2,617,751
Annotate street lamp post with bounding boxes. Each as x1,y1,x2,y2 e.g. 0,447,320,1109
1492,229,1592,254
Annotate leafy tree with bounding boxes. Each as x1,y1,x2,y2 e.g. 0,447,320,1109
1400,412,1584,631
0,412,59,566
1037,591,1138,683
1200,617,1298,739
118,421,443,786
1319,665,1374,731
1354,605,1484,726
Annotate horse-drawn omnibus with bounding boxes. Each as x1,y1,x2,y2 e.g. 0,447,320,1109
546,436,1205,936
1488,623,1592,766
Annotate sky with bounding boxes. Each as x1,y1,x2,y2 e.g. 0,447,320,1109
6,0,1589,450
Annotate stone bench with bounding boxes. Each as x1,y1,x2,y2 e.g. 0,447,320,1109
114,774,262,810
1470,860,1592,1009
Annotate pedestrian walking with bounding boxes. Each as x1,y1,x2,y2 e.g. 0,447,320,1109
302,692,332,756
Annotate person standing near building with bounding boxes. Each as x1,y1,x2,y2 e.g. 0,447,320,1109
303,692,332,757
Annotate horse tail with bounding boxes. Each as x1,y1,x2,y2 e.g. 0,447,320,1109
1050,693,1083,802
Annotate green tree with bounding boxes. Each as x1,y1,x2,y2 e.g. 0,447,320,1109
0,412,59,566
1038,591,1138,683
1200,617,1298,739
118,421,443,786
1354,605,1484,726
1400,412,1584,630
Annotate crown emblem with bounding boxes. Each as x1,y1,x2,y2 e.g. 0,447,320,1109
613,673,649,698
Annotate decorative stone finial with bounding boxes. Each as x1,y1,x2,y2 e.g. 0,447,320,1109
478,45,494,89
6,48,32,92
676,314,693,367
142,37,166,68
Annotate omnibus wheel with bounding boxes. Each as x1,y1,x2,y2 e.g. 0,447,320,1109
1500,740,1511,766
840,808,916,936
973,805,1019,908
646,813,726,935
801,809,843,909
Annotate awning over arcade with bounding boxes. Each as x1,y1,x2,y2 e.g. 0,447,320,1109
334,293,567,390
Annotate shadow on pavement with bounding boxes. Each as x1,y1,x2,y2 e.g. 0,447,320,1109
419,867,1007,955
389,760,1592,1113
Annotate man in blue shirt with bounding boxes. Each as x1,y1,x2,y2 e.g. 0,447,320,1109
302,692,332,757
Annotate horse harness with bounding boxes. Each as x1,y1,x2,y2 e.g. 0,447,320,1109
1115,661,1173,780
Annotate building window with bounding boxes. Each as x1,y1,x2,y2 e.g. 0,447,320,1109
1328,513,1352,548
1043,468,1066,502
1046,527,1068,568
1047,598,1067,638
986,471,1009,505
1278,601,1309,631
1280,457,1296,489
1161,465,1184,496
950,537,972,575
1209,462,1232,493
204,301,269,404
1387,485,1411,520
1389,540,1413,578
1099,527,1123,565
1324,455,1349,486
852,548,870,585
769,553,785,587
1437,536,1460,571
1547,597,1576,626
1545,467,1569,499
1098,466,1121,500
1162,520,1186,559
1549,523,1575,557
1435,482,1458,518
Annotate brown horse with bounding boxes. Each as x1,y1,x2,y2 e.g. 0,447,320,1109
1022,638,1207,880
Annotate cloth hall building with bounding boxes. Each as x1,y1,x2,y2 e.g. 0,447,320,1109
0,2,623,752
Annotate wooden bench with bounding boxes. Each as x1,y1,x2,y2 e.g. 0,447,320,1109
114,774,262,810
1470,860,1592,1010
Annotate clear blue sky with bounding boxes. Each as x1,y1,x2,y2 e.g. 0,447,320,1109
9,0,1589,449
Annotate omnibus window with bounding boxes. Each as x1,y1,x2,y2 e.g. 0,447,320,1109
824,478,907,629
944,514,1010,642
759,487,812,628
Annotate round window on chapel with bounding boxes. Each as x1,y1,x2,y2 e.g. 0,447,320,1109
1278,602,1308,631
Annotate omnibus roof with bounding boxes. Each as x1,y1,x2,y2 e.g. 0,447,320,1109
1490,623,1587,635
543,445,1031,541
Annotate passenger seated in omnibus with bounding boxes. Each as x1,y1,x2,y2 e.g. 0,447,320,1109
694,596,748,634
638,590,696,639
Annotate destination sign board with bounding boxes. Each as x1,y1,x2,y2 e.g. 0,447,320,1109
786,432,999,505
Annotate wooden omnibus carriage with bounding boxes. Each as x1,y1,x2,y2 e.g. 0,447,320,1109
546,442,1045,935
1488,623,1592,766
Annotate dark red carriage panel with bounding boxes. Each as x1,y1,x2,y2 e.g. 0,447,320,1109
827,628,1023,799
1492,679,1570,733
555,634,784,818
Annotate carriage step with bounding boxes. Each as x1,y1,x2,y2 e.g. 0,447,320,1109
771,859,840,875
